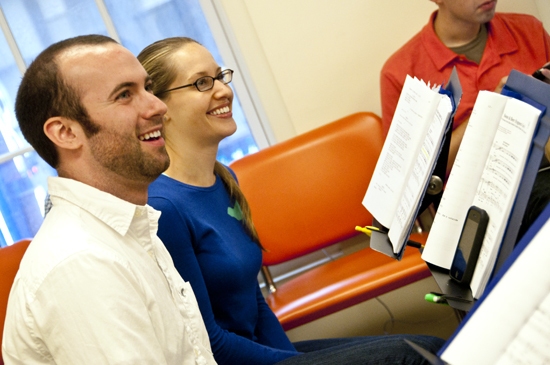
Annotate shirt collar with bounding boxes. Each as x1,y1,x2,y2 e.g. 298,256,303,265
480,14,518,70
47,176,160,237
421,11,518,71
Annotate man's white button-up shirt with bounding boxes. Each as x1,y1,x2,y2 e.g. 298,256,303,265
2,177,216,365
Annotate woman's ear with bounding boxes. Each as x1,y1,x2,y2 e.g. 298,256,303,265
43,117,84,151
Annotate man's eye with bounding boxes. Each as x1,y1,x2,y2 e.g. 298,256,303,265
145,83,154,93
117,90,130,100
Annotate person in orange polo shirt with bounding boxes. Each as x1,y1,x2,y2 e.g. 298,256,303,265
380,0,550,174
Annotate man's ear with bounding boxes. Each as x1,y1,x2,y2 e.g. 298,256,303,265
43,117,84,150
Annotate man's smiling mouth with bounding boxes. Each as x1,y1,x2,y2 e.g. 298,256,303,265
139,130,162,141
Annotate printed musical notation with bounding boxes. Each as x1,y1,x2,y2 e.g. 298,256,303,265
423,91,508,269
475,181,504,211
470,97,541,298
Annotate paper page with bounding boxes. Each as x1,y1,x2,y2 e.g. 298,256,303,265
388,94,452,253
441,216,550,365
422,91,508,268
495,292,550,365
363,76,438,227
469,98,541,299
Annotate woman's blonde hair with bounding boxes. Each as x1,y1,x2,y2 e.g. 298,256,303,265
138,37,261,246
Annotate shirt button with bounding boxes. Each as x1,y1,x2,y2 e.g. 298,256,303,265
181,288,186,296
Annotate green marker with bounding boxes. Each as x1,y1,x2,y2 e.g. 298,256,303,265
424,293,448,305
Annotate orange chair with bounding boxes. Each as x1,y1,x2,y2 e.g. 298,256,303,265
230,112,431,330
0,239,32,365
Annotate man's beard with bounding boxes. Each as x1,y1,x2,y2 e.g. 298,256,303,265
87,121,169,183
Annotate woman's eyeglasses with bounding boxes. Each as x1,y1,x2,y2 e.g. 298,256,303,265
155,69,233,96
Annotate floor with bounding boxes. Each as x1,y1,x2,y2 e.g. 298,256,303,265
262,222,461,343
284,276,460,342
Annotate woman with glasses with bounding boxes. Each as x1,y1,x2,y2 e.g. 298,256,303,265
138,37,444,365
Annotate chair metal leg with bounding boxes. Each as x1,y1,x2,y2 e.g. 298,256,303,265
261,266,277,293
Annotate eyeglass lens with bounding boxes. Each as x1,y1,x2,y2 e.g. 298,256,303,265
196,70,233,92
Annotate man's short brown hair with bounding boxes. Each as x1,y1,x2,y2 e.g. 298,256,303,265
16,34,117,167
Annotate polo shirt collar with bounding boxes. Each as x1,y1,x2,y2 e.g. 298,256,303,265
421,11,518,71
481,13,518,70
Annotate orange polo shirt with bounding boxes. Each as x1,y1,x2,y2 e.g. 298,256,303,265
380,12,550,135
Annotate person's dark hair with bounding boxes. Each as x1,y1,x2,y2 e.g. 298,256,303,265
213,163,261,247
138,37,262,247
16,34,117,168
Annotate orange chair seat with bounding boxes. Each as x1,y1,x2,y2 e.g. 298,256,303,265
1,239,32,365
267,241,430,330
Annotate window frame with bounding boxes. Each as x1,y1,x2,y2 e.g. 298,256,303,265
199,0,275,148
0,0,274,165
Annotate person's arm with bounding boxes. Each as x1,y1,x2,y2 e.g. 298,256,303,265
151,197,299,365
533,62,550,83
253,285,296,350
539,67,550,81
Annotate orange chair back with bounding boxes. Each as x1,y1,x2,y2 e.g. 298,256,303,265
0,239,31,362
230,112,384,266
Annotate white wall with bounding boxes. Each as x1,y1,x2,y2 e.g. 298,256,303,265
218,0,549,142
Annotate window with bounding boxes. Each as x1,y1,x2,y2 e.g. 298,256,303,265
0,0,267,246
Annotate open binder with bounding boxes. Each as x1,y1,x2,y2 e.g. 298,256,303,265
408,201,550,365
364,68,462,260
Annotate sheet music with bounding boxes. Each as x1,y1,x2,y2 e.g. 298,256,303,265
470,97,541,298
441,213,550,365
388,96,452,253
495,292,550,365
422,91,507,268
363,76,437,227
